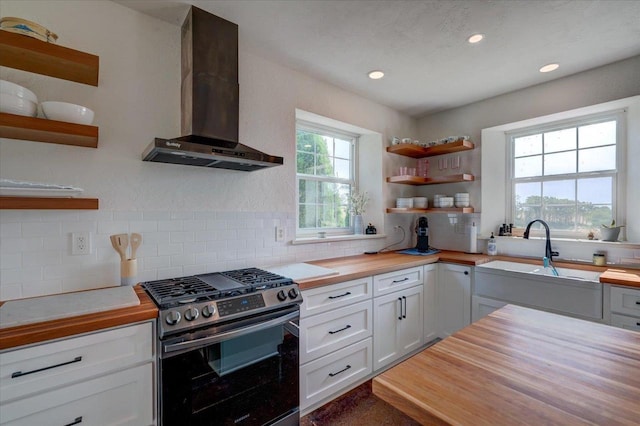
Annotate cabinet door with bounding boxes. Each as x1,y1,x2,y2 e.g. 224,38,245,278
373,292,402,370
373,285,423,371
0,363,153,426
399,285,424,355
472,295,508,322
437,263,471,338
423,264,438,343
610,313,640,332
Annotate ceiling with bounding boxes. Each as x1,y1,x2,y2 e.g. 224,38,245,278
115,0,640,118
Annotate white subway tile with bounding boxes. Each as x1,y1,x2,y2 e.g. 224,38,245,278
144,256,172,270
41,211,80,222
61,221,98,233
0,284,22,301
157,267,184,280
22,279,63,298
1,222,21,238
0,268,21,284
144,211,170,221
43,236,67,251
194,212,217,220
206,220,227,230
195,252,217,264
114,211,144,221
183,220,206,231
171,211,194,220
183,242,207,254
143,231,171,245
158,243,183,256
129,221,158,232
171,254,195,266
97,221,129,235
22,251,62,266
183,264,208,276
0,252,21,269
22,222,61,238
171,231,195,243
158,220,183,232
195,230,218,242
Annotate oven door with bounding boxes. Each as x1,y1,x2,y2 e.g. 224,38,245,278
159,307,299,426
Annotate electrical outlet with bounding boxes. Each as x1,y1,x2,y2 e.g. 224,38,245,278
71,232,91,255
275,226,285,242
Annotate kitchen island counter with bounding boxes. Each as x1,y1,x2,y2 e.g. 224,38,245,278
373,304,640,425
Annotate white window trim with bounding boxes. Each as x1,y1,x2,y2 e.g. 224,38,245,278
504,110,626,239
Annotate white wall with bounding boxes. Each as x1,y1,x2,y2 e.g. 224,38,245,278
0,1,416,300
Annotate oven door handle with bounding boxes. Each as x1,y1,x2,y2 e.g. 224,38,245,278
163,310,300,355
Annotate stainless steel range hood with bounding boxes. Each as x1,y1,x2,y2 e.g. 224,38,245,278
142,6,283,171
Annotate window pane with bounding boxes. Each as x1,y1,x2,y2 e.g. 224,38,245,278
577,177,613,230
334,138,352,159
296,152,315,174
543,179,575,202
298,179,317,203
298,204,317,229
579,146,616,172
579,121,615,148
545,205,576,230
544,128,576,153
334,158,350,179
514,182,541,227
514,155,541,178
544,151,575,175
514,134,542,157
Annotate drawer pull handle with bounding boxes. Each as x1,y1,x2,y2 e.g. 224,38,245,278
402,296,407,319
64,417,83,426
636,301,640,305
328,364,351,377
392,277,409,284
328,291,351,299
11,356,83,379
328,324,352,334
398,297,403,320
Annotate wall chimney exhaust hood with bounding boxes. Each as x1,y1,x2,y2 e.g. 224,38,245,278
142,6,283,171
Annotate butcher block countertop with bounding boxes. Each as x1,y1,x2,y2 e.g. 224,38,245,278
300,250,640,289
373,304,640,425
0,286,157,350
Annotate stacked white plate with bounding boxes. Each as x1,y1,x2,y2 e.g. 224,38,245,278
413,197,427,208
0,80,38,117
396,198,413,208
433,195,454,208
455,193,470,208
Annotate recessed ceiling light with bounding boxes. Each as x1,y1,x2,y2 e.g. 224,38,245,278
539,63,559,73
467,34,484,44
368,70,385,80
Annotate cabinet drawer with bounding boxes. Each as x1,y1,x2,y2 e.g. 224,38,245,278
373,267,422,297
0,322,152,403
610,286,640,317
0,363,153,426
300,300,372,364
610,313,640,331
300,338,372,411
301,277,372,317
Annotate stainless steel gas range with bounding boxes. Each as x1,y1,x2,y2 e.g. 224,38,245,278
142,268,302,426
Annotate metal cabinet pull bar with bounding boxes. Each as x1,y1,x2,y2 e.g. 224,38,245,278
328,291,352,299
398,297,403,320
328,324,352,334
11,356,82,378
328,365,351,377
392,277,409,284
635,301,640,305
63,416,83,426
402,296,407,319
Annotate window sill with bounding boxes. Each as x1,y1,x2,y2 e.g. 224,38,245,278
483,235,639,248
292,233,387,245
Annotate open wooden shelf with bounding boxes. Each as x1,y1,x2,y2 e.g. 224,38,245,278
0,196,99,210
386,174,475,186
387,207,475,214
0,30,99,86
386,140,474,158
0,113,98,147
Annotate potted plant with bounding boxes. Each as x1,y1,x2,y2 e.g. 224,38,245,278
348,190,369,234
600,220,624,242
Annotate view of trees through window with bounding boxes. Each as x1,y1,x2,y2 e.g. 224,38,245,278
511,118,617,232
296,127,354,233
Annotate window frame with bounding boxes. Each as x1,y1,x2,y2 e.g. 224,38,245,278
506,110,626,238
295,120,360,238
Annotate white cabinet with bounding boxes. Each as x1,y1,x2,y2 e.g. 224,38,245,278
373,285,423,370
0,322,155,426
423,264,438,343
299,279,373,412
437,263,471,338
609,286,640,332
472,295,508,322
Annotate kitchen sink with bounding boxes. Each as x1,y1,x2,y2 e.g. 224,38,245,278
474,260,603,321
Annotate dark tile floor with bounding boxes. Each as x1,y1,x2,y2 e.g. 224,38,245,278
300,380,420,426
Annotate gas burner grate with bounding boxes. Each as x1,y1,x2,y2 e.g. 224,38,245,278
221,267,291,285
143,276,217,307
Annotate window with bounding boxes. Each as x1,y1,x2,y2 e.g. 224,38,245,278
296,121,358,237
508,112,623,235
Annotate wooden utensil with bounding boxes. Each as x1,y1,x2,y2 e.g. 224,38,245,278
129,233,142,259
110,233,128,261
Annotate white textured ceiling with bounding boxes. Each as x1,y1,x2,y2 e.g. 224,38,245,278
115,0,640,117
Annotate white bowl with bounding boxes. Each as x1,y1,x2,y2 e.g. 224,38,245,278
455,193,469,198
455,201,470,208
396,198,414,208
0,80,38,103
413,197,428,208
0,93,37,116
41,101,94,125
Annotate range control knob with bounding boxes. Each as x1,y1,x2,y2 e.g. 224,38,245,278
288,288,299,299
165,311,181,325
201,304,216,318
184,307,199,321
277,290,287,301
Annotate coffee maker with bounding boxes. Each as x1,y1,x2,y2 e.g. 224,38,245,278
415,216,429,252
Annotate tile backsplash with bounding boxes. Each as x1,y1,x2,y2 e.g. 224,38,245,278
0,210,383,301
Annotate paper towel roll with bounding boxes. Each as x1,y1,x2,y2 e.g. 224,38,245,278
469,222,478,253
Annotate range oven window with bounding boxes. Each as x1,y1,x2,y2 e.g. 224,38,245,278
160,318,299,425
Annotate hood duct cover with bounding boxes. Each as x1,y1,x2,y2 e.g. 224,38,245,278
143,6,283,171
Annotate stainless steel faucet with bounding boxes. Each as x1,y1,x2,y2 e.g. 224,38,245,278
523,219,559,262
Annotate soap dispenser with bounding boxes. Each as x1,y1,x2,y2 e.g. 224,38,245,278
487,232,497,256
